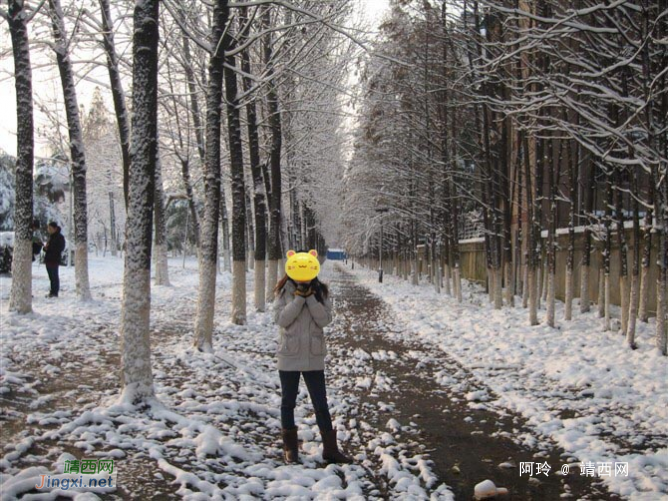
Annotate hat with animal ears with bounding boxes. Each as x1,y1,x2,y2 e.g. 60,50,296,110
285,249,320,282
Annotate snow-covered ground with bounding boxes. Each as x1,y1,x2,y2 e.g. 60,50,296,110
350,263,668,500
0,257,453,500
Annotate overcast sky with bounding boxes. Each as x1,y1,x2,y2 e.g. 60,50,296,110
0,0,389,159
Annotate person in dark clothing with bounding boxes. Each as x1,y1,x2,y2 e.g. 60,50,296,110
44,221,65,297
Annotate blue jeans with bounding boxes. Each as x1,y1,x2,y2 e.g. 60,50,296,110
279,370,333,432
46,265,59,296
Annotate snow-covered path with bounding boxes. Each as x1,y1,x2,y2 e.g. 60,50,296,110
348,261,668,500
2,257,458,499
328,263,616,500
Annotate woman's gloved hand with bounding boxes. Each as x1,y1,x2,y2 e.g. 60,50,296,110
294,282,314,297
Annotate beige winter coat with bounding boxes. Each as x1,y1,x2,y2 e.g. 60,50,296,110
273,279,333,371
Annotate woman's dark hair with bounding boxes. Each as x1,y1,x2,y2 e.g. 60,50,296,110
274,274,289,297
310,277,329,303
48,221,59,229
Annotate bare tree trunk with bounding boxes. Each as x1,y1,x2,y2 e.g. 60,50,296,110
502,107,514,308
537,259,544,311
540,255,547,304
528,267,538,325
433,242,441,293
615,171,630,335
240,9,267,311
638,184,653,322
412,250,419,285
657,0,668,355
7,0,34,314
49,0,92,301
179,34,203,247
658,270,667,355
244,175,254,273
451,111,462,302
603,173,613,331
109,191,117,256
604,272,611,331
565,131,577,321
225,52,247,325
627,175,640,348
598,265,605,318
99,0,130,207
520,134,529,310
522,261,529,308
181,35,206,166
504,260,513,306
487,268,493,303
546,138,557,328
153,157,170,286
120,0,160,404
581,161,595,313
494,267,503,309
524,133,539,325
263,7,283,302
444,259,451,295
221,197,231,272
657,171,668,353
180,158,200,247
194,0,230,352
183,208,189,268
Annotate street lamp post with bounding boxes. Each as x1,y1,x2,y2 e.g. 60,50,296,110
376,208,388,283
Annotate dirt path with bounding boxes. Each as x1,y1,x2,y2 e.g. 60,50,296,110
328,262,619,500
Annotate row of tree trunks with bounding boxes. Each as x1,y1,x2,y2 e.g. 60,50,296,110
349,0,667,356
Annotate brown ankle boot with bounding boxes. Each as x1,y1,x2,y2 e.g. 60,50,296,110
320,428,353,464
281,427,299,464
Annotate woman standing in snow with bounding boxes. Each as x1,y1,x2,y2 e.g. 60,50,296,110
273,249,353,465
